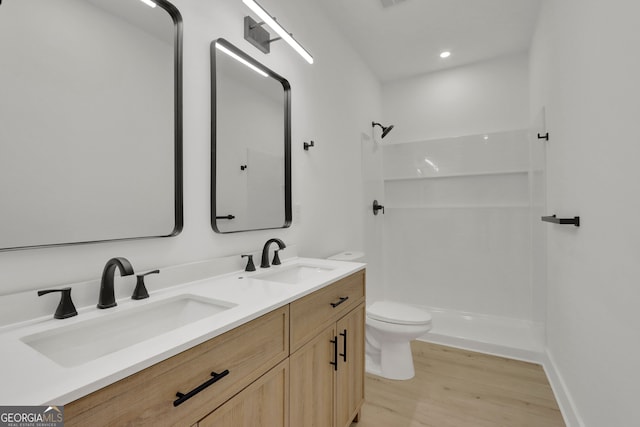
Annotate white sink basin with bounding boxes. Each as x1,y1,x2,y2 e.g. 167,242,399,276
21,295,236,367
253,264,335,284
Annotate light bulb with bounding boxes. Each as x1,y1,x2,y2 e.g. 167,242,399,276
243,0,314,64
216,43,269,77
139,0,157,8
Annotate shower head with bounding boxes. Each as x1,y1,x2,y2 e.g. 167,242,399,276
372,121,394,139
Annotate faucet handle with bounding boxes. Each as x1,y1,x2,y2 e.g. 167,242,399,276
37,287,78,319
241,255,256,272
272,250,282,266
132,270,159,300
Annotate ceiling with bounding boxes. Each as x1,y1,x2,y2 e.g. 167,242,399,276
315,0,542,82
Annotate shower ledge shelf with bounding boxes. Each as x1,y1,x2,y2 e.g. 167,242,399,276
384,169,528,181
386,204,530,210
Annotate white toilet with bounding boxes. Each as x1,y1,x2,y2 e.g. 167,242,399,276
327,251,433,381
366,300,432,380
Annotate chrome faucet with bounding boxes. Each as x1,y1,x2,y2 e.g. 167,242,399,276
97,257,134,309
260,238,286,268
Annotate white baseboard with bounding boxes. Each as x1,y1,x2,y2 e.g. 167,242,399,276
542,350,585,427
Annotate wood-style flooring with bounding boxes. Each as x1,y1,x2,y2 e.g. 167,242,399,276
351,341,565,427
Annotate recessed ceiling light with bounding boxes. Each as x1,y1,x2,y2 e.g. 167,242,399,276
440,51,451,59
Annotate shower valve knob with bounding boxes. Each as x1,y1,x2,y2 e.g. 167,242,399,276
373,200,385,215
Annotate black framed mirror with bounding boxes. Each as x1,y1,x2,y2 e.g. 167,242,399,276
211,38,291,233
0,0,183,251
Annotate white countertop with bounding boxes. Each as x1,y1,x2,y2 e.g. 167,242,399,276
0,257,365,405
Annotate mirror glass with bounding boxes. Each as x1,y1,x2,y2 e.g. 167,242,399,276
211,39,291,233
0,0,182,250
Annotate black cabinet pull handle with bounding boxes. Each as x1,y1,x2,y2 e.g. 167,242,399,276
330,337,338,371
330,296,349,308
339,329,347,362
173,369,230,407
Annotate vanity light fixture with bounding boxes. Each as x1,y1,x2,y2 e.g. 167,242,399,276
215,43,269,77
139,0,157,8
439,51,451,58
242,0,314,64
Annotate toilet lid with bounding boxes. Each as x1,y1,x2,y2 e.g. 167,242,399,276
367,301,432,326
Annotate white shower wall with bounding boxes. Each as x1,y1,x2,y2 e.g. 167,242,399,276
382,131,533,321
373,53,542,358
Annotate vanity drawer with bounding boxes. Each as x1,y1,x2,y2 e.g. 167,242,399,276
290,270,365,352
65,306,289,427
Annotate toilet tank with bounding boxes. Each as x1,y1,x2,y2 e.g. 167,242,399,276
327,251,365,263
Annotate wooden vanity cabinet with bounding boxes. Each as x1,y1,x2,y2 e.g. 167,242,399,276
290,270,366,427
64,306,289,427
64,269,365,427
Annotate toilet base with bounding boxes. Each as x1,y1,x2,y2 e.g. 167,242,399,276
366,338,416,380
381,340,415,380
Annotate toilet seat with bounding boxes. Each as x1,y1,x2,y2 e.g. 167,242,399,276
367,301,432,326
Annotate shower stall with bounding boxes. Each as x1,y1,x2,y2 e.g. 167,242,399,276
362,126,547,362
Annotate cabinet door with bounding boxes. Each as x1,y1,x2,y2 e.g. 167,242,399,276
335,304,365,427
290,324,336,427
198,359,289,427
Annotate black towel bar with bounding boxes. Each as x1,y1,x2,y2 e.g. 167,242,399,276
541,215,580,227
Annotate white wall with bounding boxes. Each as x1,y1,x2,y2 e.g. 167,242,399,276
0,0,380,298
382,52,530,143
531,1,640,426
